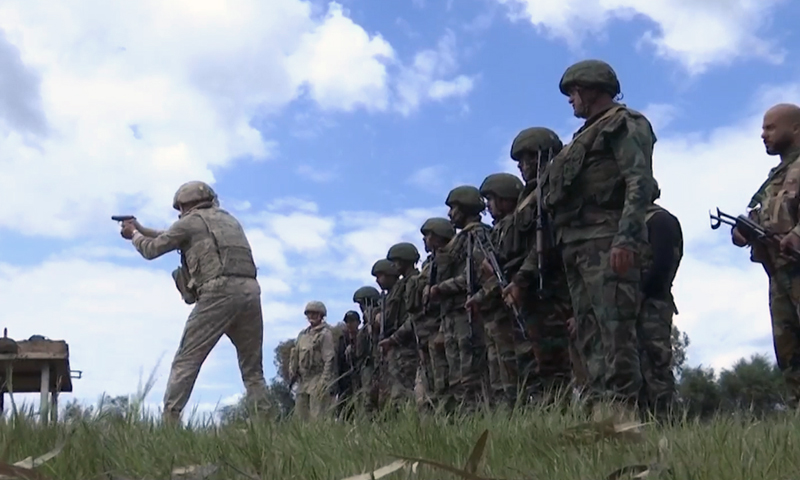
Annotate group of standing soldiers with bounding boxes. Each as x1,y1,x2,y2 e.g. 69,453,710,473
288,58,686,422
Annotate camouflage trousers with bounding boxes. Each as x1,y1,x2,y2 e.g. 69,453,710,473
295,381,334,420
637,295,676,413
414,319,449,407
561,237,643,405
483,307,520,404
162,277,270,422
768,266,800,404
442,308,488,407
387,345,418,405
359,364,377,411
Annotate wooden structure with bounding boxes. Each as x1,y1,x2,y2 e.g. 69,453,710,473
0,332,76,424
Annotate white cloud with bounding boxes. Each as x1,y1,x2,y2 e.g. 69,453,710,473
408,165,448,192
296,164,339,183
495,0,786,73
0,1,475,239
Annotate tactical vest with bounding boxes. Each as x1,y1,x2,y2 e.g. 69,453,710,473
182,207,258,288
759,156,800,235
546,106,650,227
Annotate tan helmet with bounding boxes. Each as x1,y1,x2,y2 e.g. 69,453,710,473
172,181,218,211
304,300,327,316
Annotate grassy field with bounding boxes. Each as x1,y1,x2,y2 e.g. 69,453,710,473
1,398,799,480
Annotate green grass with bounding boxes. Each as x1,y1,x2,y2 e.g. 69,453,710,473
2,399,800,480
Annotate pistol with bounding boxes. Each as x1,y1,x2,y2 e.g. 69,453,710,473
111,215,136,222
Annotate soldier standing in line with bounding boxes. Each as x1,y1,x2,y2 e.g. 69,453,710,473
352,286,382,412
371,259,401,410
427,186,492,411
536,59,657,417
119,180,270,424
289,301,336,420
335,310,362,419
466,172,528,407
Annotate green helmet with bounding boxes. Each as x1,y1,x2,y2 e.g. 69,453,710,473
510,127,563,161
343,310,360,323
353,286,380,303
420,217,455,240
445,185,485,214
304,300,327,316
479,173,524,200
558,59,621,97
172,180,218,211
387,242,420,263
371,259,399,277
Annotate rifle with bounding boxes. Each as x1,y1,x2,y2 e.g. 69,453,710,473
709,207,800,262
535,150,546,294
471,228,527,338
111,215,135,222
465,231,475,339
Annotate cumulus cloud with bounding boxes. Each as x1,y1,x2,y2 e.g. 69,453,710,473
494,0,786,74
0,1,475,239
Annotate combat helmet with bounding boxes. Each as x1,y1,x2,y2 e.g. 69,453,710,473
559,59,621,97
172,181,218,211
387,242,420,263
510,127,564,161
352,285,380,303
371,258,399,277
445,185,485,214
304,300,327,316
479,173,524,200
420,217,455,240
343,310,360,323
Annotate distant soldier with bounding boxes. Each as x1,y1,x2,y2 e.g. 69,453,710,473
427,186,491,410
371,259,401,409
289,301,336,420
335,310,362,419
733,102,800,407
352,285,382,411
377,243,421,407
638,179,683,417
540,59,657,415
119,180,269,424
467,172,528,406
501,127,573,399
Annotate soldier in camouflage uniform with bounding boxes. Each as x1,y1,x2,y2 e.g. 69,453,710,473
638,180,683,417
377,243,421,407
466,172,529,406
336,310,362,419
539,59,657,412
352,285,382,412
428,186,491,409
289,301,336,420
501,127,574,399
733,103,800,407
371,259,401,409
120,181,270,423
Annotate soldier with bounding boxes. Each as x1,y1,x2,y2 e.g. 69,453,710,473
119,180,269,423
335,310,362,419
467,172,528,406
376,243,421,407
352,285,382,411
371,259,401,409
734,102,800,407
289,301,336,420
638,179,683,418
536,59,657,414
501,127,574,400
427,186,491,410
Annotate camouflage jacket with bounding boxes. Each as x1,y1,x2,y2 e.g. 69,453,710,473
435,221,492,312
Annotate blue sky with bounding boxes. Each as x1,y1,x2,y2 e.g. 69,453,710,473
0,0,799,417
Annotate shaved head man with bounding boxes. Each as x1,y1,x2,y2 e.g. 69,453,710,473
732,102,800,408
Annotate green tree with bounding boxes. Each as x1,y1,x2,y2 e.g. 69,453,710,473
677,365,722,419
671,324,689,378
718,353,785,415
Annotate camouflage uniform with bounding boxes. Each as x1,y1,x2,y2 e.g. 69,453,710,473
353,286,381,411
544,60,656,407
336,310,362,417
290,301,336,420
382,242,421,406
748,146,800,405
472,173,528,405
392,218,455,408
129,181,269,423
371,259,400,408
638,181,683,414
508,128,574,395
434,186,490,408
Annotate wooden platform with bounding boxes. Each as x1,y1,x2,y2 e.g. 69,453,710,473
0,337,75,423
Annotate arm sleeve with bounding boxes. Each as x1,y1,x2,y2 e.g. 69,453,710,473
642,212,676,296
131,217,193,260
321,330,336,389
609,116,655,250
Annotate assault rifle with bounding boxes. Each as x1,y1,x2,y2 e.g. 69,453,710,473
471,228,527,338
709,207,800,262
535,150,545,293
465,232,475,339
